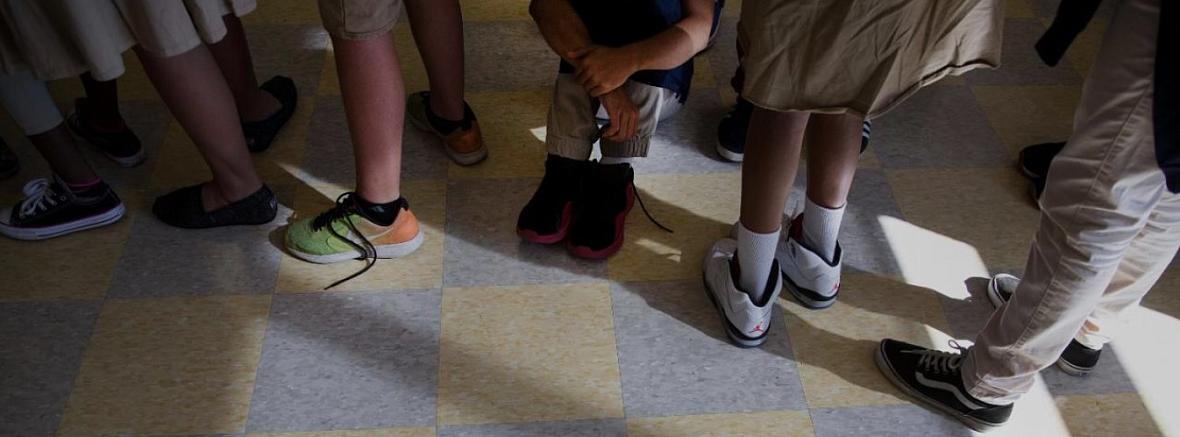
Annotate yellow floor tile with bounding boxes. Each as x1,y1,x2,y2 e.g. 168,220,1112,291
147,121,213,190
319,25,428,97
723,0,743,17
58,295,271,436
0,194,136,301
1005,0,1034,19
627,411,814,437
274,180,445,292
887,168,1040,272
460,0,531,22
447,90,550,179
1056,393,1164,437
244,0,323,25
437,282,624,425
1064,19,1109,78
692,58,718,91
609,172,740,282
784,272,956,409
972,85,1081,152
249,428,435,437
256,94,315,185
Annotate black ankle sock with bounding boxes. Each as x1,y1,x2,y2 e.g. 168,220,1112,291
426,98,476,135
356,195,406,226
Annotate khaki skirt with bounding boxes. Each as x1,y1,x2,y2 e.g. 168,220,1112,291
0,0,256,82
738,0,1003,119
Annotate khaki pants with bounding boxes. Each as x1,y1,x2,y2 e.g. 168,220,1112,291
546,74,682,160
963,0,1180,404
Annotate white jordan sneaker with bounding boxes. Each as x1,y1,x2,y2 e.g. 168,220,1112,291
702,238,783,348
778,215,842,309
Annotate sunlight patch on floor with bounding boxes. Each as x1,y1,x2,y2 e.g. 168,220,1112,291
879,215,987,300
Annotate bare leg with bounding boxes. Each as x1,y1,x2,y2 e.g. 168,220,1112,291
404,0,465,120
739,108,809,233
804,113,863,208
29,123,99,184
206,14,280,122
136,45,262,211
333,34,405,203
78,73,127,132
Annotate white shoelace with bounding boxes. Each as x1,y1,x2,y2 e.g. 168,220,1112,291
906,340,969,375
17,178,61,219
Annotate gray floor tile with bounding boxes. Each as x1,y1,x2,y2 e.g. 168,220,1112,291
439,419,626,437
810,404,972,437
245,24,329,97
444,178,606,287
302,98,449,186
611,280,807,417
464,21,559,91
246,290,441,432
0,301,101,437
873,85,1008,169
81,100,172,191
964,19,1082,86
107,203,289,297
632,91,740,175
704,16,740,89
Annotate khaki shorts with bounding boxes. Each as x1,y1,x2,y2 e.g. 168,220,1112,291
318,0,403,40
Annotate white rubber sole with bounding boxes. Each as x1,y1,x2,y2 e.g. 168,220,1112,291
874,344,1004,433
288,229,425,264
987,273,1019,309
0,203,126,241
408,112,487,166
716,141,744,163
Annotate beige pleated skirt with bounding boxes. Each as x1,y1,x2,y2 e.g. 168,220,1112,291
738,0,1004,119
0,0,256,82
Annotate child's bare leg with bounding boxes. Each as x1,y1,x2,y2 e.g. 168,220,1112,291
800,113,863,260
404,0,465,120
332,34,405,203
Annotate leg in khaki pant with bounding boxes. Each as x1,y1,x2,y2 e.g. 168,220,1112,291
961,0,1178,404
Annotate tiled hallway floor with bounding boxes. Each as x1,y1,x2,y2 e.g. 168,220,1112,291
3,1,1179,436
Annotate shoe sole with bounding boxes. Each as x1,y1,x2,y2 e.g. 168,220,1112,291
874,343,1004,433
716,141,744,163
568,186,634,260
0,203,126,240
288,228,425,264
1055,357,1094,377
517,203,573,245
407,108,488,167
700,271,769,348
782,272,837,310
67,111,147,168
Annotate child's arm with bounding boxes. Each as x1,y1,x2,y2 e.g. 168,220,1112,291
571,0,715,97
529,0,594,65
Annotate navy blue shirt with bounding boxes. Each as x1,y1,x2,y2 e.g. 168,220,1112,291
558,0,694,102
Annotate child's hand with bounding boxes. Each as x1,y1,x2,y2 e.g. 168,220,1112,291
598,89,638,142
569,45,638,97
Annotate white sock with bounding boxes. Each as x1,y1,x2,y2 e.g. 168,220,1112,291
737,223,780,303
600,156,632,165
802,197,844,261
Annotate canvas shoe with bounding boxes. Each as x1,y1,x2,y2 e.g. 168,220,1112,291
67,98,145,167
241,76,298,153
702,238,783,348
407,91,487,166
986,273,1102,376
876,339,1014,432
0,176,125,240
778,215,842,309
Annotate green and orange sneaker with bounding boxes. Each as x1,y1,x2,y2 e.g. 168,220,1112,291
407,91,487,166
285,192,423,288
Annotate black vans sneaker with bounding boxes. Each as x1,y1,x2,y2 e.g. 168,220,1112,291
875,339,1013,432
567,161,637,260
986,274,1102,376
0,176,125,240
0,137,18,180
67,98,145,167
517,154,582,244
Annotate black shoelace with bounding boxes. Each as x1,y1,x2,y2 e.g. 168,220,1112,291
312,192,378,290
631,183,673,234
905,340,969,375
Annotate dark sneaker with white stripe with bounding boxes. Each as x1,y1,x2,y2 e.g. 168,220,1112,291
876,339,1013,432
0,176,125,240
986,273,1103,376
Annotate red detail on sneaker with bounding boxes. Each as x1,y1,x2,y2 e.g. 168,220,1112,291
832,281,840,293
751,322,764,334
568,185,635,260
517,202,573,244
788,214,805,240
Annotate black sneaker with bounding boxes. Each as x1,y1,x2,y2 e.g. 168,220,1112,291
1018,141,1065,180
0,137,18,180
153,183,278,229
67,98,145,167
986,274,1102,377
242,76,298,153
861,120,872,153
518,155,583,244
716,98,753,162
0,176,125,240
1030,175,1047,208
567,161,637,259
876,339,1013,432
